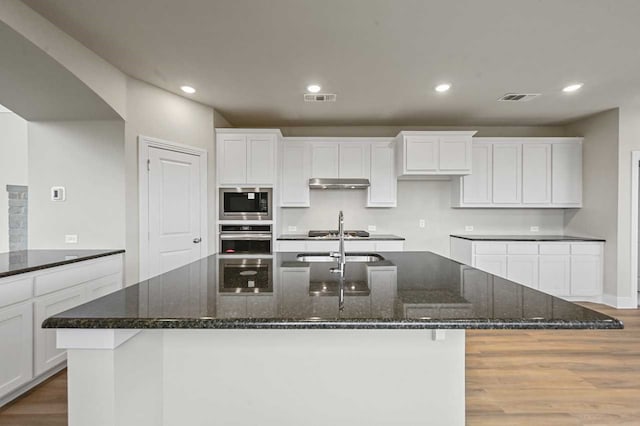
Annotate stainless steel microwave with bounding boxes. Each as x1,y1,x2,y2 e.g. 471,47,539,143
219,188,272,221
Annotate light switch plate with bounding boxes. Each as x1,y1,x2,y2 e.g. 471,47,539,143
51,186,66,201
287,226,297,232
530,226,540,232
419,219,426,228
65,234,78,244
465,226,474,232
368,225,377,232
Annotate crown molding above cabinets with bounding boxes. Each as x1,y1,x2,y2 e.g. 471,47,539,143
451,137,583,208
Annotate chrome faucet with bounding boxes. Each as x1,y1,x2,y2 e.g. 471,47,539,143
330,211,346,275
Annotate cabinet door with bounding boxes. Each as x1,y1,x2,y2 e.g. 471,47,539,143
462,143,492,204
538,255,570,296
218,134,247,185
522,143,551,204
552,142,582,205
0,302,33,397
339,142,369,178
34,285,86,376
311,142,339,178
461,267,492,317
439,136,471,172
368,267,397,318
473,255,507,278
404,136,438,172
507,255,539,288
280,142,310,207
278,269,311,317
368,142,397,207
492,277,523,318
492,143,522,204
570,255,602,296
86,273,122,301
247,135,276,184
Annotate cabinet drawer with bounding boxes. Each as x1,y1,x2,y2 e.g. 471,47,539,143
345,241,376,252
276,241,307,252
539,244,570,255
0,276,33,309
507,243,538,255
375,241,404,252
34,256,122,296
305,241,339,252
571,243,602,256
474,243,507,255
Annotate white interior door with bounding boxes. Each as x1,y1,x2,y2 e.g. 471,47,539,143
148,147,202,278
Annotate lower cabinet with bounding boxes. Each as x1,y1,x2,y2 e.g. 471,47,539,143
538,255,571,296
34,285,86,376
275,240,404,252
0,302,33,397
451,238,604,300
0,254,124,405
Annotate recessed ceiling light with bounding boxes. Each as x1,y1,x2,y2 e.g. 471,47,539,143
562,83,583,93
435,83,451,93
307,84,322,93
181,85,196,94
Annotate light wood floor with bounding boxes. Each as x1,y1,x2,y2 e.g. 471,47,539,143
0,303,638,426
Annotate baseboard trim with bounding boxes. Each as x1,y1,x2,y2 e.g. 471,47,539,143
0,362,66,409
602,293,637,309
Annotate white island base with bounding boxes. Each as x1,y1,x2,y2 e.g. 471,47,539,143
58,329,465,426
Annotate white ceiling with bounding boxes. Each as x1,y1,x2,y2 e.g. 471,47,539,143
0,21,120,121
21,0,640,127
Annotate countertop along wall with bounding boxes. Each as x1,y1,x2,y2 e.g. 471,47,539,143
278,125,569,257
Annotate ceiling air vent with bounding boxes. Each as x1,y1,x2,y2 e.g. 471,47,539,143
498,93,541,102
304,93,337,102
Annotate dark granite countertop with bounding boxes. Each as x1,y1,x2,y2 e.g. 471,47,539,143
43,252,622,330
450,235,606,242
0,249,125,279
277,234,405,241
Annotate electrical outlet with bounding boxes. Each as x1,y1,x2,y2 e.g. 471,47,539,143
465,226,474,232
65,234,78,244
419,219,426,228
287,226,297,232
368,225,377,232
530,226,540,232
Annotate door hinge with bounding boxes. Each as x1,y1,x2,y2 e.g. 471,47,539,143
147,159,150,171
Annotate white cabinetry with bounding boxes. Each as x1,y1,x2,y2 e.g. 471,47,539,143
279,141,311,207
216,129,281,186
368,141,397,207
0,254,124,405
449,238,603,300
395,131,476,177
275,240,404,252
0,302,32,397
452,138,583,208
310,141,370,179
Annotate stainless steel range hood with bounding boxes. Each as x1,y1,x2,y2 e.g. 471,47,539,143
309,178,370,189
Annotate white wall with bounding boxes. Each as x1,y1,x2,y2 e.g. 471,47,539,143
0,110,28,252
28,120,125,250
124,77,216,285
563,109,620,298
278,126,568,257
615,106,640,306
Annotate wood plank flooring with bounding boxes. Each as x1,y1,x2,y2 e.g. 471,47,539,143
0,303,638,425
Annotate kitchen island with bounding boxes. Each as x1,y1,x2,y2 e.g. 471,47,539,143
44,252,621,426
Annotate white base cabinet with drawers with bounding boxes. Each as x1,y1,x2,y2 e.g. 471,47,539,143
0,254,124,406
275,240,404,253
450,238,603,301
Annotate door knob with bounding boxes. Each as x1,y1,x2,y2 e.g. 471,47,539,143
193,237,202,244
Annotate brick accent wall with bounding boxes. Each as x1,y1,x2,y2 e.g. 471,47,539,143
6,185,28,251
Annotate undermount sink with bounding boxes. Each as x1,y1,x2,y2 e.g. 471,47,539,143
296,253,385,263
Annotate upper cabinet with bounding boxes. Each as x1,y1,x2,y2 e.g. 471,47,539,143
216,129,281,186
451,138,583,208
368,141,397,207
310,141,370,179
394,131,476,177
280,140,311,207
